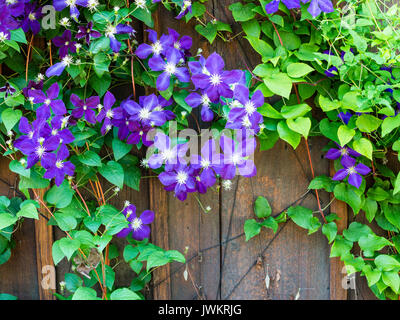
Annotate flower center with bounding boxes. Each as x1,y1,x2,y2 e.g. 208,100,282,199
45,99,51,105
165,62,177,75
105,25,117,37
161,148,175,161
340,148,349,156
35,146,46,158
201,94,210,106
176,171,188,185
51,129,58,136
244,101,256,115
210,74,222,86
55,160,64,169
241,115,252,128
62,55,73,66
28,13,36,21
131,217,143,231
201,158,210,169
106,110,114,119
347,166,356,174
174,42,181,50
139,108,151,120
231,153,242,165
152,41,163,55
66,0,76,6
134,0,146,9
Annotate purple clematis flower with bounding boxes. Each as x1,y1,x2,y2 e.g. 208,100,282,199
0,82,16,98
155,95,175,121
0,3,20,38
265,0,301,14
14,121,60,169
332,156,370,188
21,3,42,34
112,105,137,141
148,132,189,169
105,23,134,53
158,162,196,201
176,0,192,19
190,139,222,189
52,30,76,58
135,30,172,59
28,83,67,119
188,54,206,75
53,0,88,20
126,122,153,147
325,143,361,161
116,205,154,241
42,144,75,186
225,85,264,133
76,21,101,45
304,0,334,17
219,130,257,179
96,91,116,135
149,48,190,91
3,0,27,17
185,91,214,122
49,116,75,145
168,28,192,58
22,79,43,98
122,94,167,127
45,55,73,78
70,94,100,124
190,52,242,103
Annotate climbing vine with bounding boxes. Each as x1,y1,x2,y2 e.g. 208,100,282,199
0,0,399,300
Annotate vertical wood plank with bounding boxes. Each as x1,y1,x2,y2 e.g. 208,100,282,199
150,178,171,300
33,187,55,300
329,162,348,300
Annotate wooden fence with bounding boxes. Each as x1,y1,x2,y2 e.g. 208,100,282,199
0,0,377,300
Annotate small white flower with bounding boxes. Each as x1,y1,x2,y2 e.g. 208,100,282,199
181,111,187,118
113,187,120,193
19,158,26,166
205,206,212,212
114,6,120,12
75,43,82,50
124,200,130,208
135,0,147,9
0,32,9,42
36,73,44,81
140,158,149,168
222,180,232,190
7,130,13,137
59,17,70,27
87,0,99,12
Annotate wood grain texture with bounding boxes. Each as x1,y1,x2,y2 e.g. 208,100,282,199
329,162,348,300
33,187,55,300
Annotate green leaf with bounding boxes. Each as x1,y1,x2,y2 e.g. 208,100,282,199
382,271,400,293
93,53,110,77
263,73,292,99
308,175,335,192
330,235,353,258
1,108,22,132
353,138,373,160
260,216,278,233
146,251,171,271
337,125,355,147
98,161,124,189
241,20,260,37
375,254,400,272
245,36,274,61
322,222,337,244
10,28,27,44
72,287,99,300
362,265,381,287
45,181,74,209
123,245,139,262
195,23,217,44
9,160,30,178
334,183,363,214
286,63,314,78
359,234,393,257
393,172,400,196
254,196,271,218
277,121,301,149
78,150,102,167
52,240,65,265
287,206,321,234
110,288,141,300
16,202,38,219
244,219,261,241
53,211,77,232
229,2,256,21
0,212,17,230
65,273,83,293
382,114,400,137
281,103,311,119
356,114,382,133
362,198,377,223
318,95,340,112
343,222,372,242
89,73,111,97
59,237,80,261
0,293,17,300
112,139,132,161
287,117,311,138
